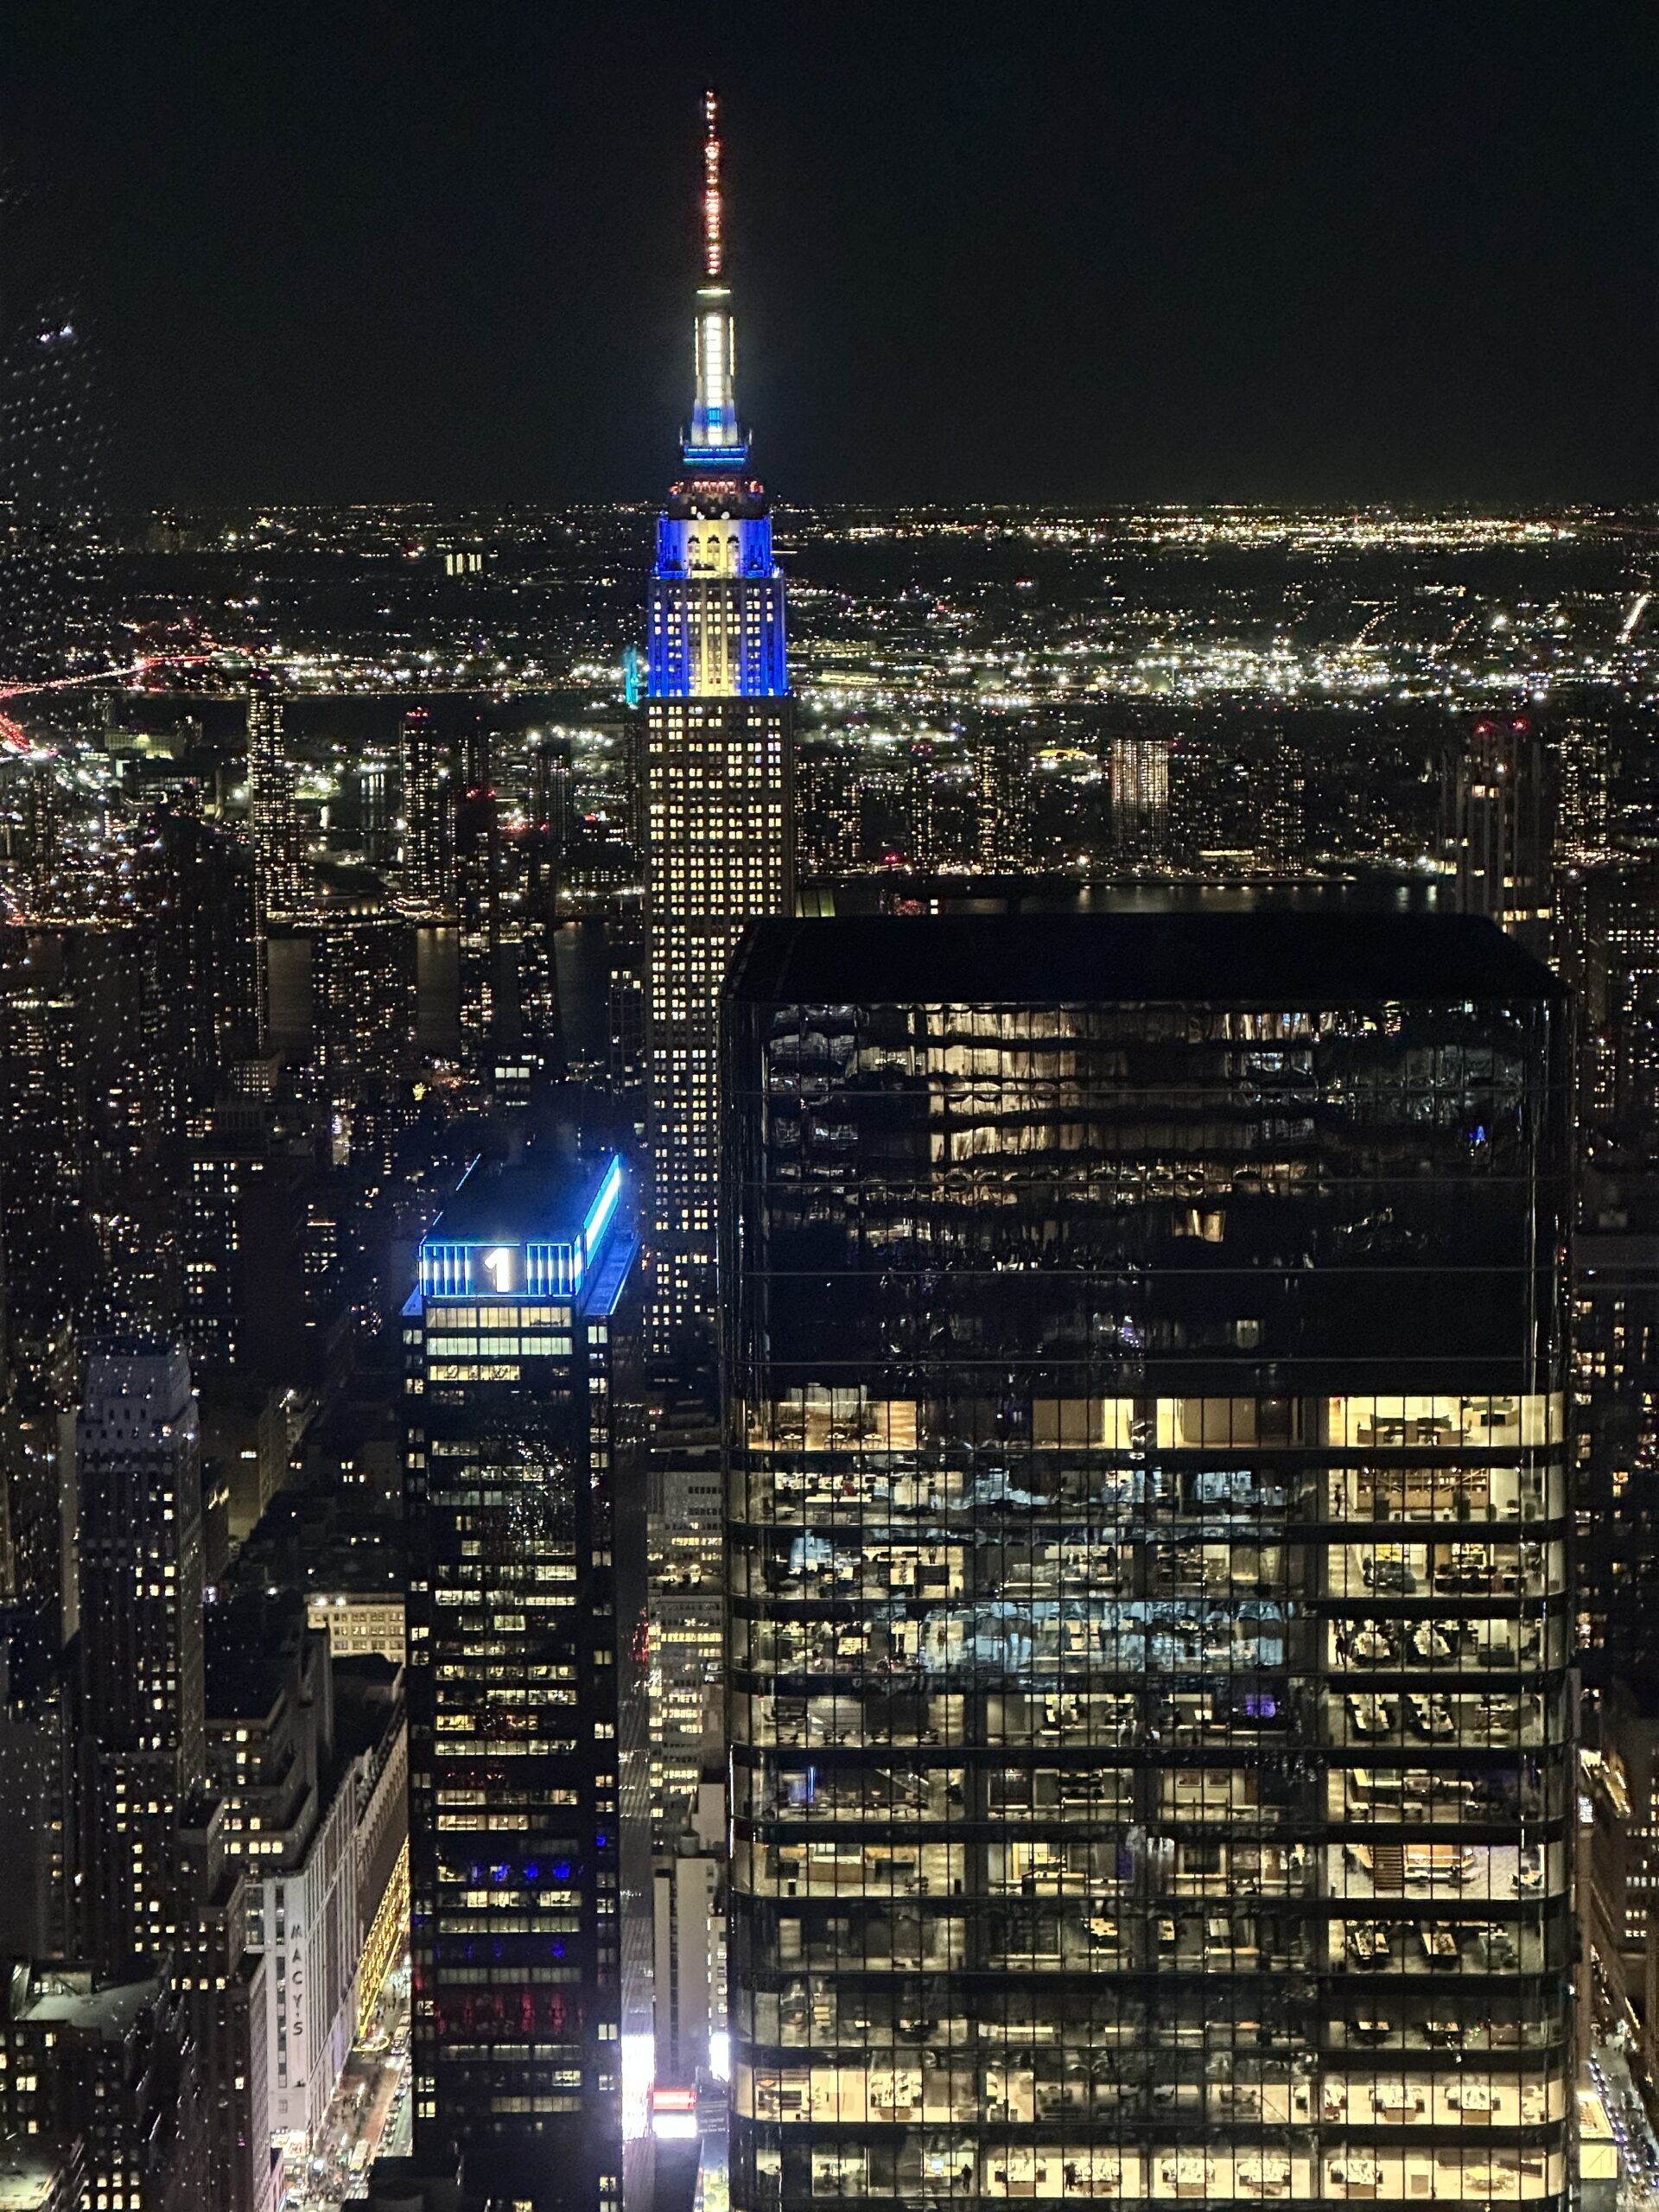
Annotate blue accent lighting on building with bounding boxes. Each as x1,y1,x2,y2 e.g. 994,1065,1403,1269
413,1150,630,1312
644,89,788,705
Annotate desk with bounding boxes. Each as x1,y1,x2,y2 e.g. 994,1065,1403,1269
1374,2085,1421,2122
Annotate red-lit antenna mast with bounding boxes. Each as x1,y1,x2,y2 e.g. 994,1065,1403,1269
702,88,723,279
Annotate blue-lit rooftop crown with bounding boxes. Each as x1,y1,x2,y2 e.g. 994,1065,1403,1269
416,1153,628,1315
647,91,788,702
683,89,748,468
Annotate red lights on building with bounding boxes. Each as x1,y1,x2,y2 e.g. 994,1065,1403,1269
702,89,723,278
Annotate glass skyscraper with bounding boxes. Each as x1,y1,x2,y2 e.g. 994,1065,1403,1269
722,914,1572,2212
403,1153,652,2210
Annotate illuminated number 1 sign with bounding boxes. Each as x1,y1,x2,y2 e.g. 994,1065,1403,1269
482,1248,515,1293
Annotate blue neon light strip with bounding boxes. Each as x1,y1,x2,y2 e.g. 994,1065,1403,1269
681,442,749,467
420,1239,578,1299
524,1242,575,1297
416,1158,621,1301
419,1242,474,1297
582,1157,624,1268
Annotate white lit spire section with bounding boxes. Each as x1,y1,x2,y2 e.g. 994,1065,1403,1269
683,88,747,464
693,303,739,443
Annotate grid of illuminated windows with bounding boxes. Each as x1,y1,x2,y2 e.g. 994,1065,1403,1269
76,1349,207,1974
406,1316,612,2171
645,694,791,1346
723,944,1572,2212
403,1173,648,2212
421,1301,575,1382
648,1454,726,1829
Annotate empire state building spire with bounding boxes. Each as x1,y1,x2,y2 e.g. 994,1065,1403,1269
701,86,724,279
683,88,747,467
650,87,785,702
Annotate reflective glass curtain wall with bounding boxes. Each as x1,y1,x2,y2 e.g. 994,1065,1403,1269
721,915,1572,2212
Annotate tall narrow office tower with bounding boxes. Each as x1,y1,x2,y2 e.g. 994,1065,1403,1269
723,914,1573,2212
645,91,793,1355
1553,717,1613,866
72,1343,270,2212
454,717,518,1095
1443,716,1553,954
248,688,306,1044
403,1154,653,2211
1109,734,1172,869
76,1342,206,1973
400,708,454,912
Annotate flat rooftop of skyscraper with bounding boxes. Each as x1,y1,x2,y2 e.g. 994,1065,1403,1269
728,913,1563,1007
428,1151,614,1246
6,1962,167,2037
415,1147,631,1311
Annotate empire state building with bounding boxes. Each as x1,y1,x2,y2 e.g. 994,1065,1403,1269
645,90,793,1355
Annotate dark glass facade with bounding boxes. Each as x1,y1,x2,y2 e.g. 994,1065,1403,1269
404,1155,652,2210
722,915,1573,2212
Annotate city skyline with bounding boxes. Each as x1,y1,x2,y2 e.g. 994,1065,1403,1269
0,34,1656,2212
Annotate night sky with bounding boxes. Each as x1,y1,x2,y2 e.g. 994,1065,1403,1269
3,1,1653,508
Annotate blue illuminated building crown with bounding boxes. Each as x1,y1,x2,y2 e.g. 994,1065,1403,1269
645,90,788,703
411,1153,632,1319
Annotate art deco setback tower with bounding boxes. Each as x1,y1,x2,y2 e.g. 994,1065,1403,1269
645,90,793,1355
403,1154,652,2211
722,914,1573,2212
